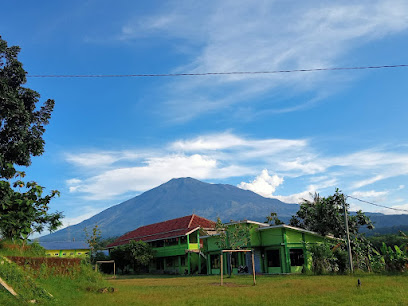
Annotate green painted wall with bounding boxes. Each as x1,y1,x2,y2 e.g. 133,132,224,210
153,243,188,257
146,229,203,275
203,226,332,275
45,249,89,257
285,229,303,244
260,228,284,246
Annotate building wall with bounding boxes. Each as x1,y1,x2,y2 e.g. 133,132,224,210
204,226,329,275
45,249,89,257
145,230,203,275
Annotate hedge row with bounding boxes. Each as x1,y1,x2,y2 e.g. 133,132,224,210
7,256,81,276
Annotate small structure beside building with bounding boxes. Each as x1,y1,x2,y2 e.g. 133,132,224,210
38,241,90,258
107,214,215,274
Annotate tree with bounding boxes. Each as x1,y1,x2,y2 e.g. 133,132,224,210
215,218,253,276
289,189,375,271
289,190,373,238
0,36,55,179
109,240,154,274
84,224,102,262
126,240,154,272
265,212,284,226
0,36,62,239
0,171,62,240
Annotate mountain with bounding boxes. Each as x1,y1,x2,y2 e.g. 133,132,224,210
39,177,300,241
40,177,408,242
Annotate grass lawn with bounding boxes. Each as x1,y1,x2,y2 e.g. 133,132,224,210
76,274,408,306
1,273,407,305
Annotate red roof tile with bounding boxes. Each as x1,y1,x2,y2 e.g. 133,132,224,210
107,214,215,248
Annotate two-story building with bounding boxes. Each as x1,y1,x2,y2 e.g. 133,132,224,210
107,214,215,274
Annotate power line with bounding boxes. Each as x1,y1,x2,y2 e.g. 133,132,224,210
347,195,408,213
26,64,408,78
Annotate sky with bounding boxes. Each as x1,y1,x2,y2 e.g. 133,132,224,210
1,0,408,231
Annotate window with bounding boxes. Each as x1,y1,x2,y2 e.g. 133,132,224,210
267,250,281,267
166,238,178,246
289,249,304,266
151,240,164,248
210,255,220,269
54,253,59,256
77,252,82,255
70,253,74,255
166,256,177,267
180,236,187,244
62,253,66,256
155,258,164,270
189,232,198,243
180,255,186,266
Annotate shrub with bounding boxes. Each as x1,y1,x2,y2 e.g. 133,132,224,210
7,256,81,277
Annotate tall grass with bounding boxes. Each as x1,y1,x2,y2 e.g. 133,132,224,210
0,240,108,305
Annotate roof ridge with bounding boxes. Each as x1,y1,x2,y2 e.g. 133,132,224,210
115,227,193,243
135,214,194,230
188,214,195,228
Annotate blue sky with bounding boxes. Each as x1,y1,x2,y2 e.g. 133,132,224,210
2,0,408,230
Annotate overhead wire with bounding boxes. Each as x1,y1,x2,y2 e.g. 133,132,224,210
346,195,408,213
26,64,408,78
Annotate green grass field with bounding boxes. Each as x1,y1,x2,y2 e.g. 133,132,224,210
1,273,408,305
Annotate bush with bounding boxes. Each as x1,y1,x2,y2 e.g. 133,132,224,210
7,256,81,277
0,239,46,257
308,242,337,274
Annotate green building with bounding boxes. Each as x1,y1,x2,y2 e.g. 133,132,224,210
38,241,90,258
108,215,332,275
107,214,215,274
201,221,333,275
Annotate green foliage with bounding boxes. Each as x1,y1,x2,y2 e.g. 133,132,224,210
0,239,46,257
7,256,82,278
290,189,373,238
0,36,55,179
110,240,154,274
307,241,349,275
84,224,102,262
265,212,284,226
0,36,62,241
0,257,52,303
0,172,63,239
369,233,408,251
308,241,336,274
380,242,408,272
290,189,378,273
0,239,108,303
215,218,252,250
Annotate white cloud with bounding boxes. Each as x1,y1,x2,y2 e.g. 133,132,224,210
65,151,141,169
65,132,408,206
238,169,284,198
65,152,119,168
237,170,338,204
384,204,408,215
117,1,408,121
61,206,104,227
68,153,253,200
351,190,389,199
273,189,315,205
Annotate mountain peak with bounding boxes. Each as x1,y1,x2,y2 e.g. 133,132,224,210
40,177,300,242
167,177,203,184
